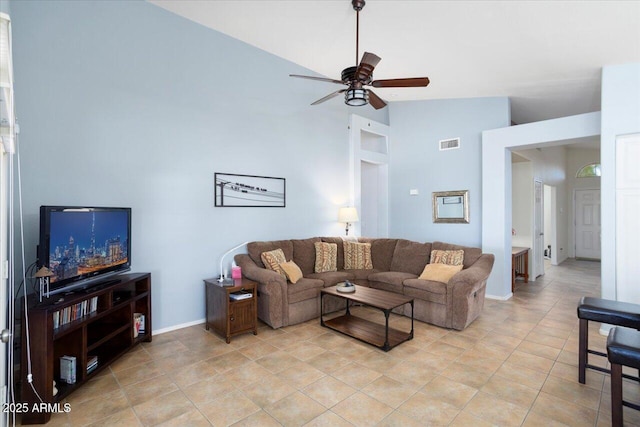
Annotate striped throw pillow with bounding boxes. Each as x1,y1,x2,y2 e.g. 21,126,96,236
430,249,464,266
314,242,337,273
261,249,287,278
343,241,373,270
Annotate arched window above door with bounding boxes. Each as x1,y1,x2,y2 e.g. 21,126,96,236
576,162,601,178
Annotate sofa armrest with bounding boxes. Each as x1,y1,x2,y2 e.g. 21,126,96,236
447,253,495,329
235,254,285,287
448,253,494,295
235,254,289,328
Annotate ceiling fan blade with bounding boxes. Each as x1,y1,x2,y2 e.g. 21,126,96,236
367,89,387,110
290,74,345,85
311,89,347,106
355,52,381,81
371,77,430,88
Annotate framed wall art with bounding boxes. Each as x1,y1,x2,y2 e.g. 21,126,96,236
432,190,469,223
215,173,286,207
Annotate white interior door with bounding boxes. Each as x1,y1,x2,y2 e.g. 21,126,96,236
575,189,601,260
534,180,544,278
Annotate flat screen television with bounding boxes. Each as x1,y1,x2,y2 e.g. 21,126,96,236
38,206,131,296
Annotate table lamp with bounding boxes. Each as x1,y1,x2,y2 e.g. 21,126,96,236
338,207,359,236
34,266,55,302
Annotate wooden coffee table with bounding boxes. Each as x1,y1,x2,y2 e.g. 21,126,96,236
320,285,414,351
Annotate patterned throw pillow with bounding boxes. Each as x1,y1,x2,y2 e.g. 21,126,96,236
430,249,464,266
279,261,303,284
419,263,463,283
261,249,287,278
314,242,337,273
343,241,373,270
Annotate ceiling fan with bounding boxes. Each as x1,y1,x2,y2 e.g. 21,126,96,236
290,0,430,110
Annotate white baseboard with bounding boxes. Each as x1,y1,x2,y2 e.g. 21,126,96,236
153,318,205,335
486,293,512,301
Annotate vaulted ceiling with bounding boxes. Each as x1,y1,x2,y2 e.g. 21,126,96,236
149,0,640,125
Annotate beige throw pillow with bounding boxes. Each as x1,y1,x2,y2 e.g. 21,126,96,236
419,263,463,283
430,249,464,266
279,261,303,284
314,242,337,273
261,249,287,278
343,241,373,270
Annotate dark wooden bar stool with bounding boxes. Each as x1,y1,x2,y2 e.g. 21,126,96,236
577,296,640,383
607,327,640,427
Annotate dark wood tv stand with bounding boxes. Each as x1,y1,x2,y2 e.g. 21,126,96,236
20,273,152,424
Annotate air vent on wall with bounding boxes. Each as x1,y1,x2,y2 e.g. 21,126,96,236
439,137,460,151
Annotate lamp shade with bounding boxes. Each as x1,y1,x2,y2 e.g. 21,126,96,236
34,266,54,278
338,207,359,223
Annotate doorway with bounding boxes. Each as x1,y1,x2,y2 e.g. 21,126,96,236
349,115,390,238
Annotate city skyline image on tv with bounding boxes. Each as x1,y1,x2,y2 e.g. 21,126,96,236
48,210,129,282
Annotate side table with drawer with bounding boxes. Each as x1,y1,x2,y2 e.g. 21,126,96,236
204,277,258,343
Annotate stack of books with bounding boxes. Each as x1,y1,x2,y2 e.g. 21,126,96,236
53,296,99,329
86,355,98,374
229,291,252,301
60,355,76,384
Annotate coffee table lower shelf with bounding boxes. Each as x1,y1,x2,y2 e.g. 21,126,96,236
323,314,412,351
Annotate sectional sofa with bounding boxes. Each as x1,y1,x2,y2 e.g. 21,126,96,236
234,237,494,331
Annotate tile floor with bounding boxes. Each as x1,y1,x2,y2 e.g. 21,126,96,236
38,259,637,426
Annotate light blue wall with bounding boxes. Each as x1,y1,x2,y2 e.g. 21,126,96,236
10,0,387,331
600,63,640,302
387,98,510,246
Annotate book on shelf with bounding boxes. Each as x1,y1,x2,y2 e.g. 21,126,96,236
229,291,252,301
52,296,99,330
60,355,76,384
138,314,145,334
86,355,98,374
133,313,144,338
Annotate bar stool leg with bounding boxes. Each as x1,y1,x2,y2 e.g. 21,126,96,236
611,362,623,427
579,318,588,384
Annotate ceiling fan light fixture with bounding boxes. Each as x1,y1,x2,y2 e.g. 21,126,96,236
345,88,368,106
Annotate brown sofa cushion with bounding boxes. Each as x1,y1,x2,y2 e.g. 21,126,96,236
357,238,398,271
432,241,482,268
403,279,447,304
343,269,380,282
248,240,294,268
368,271,417,294
292,237,321,275
287,277,324,304
390,239,432,275
306,271,354,287
321,237,346,270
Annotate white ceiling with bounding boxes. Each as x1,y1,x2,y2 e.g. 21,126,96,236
149,0,640,124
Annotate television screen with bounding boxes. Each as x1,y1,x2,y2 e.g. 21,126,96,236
39,206,131,295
